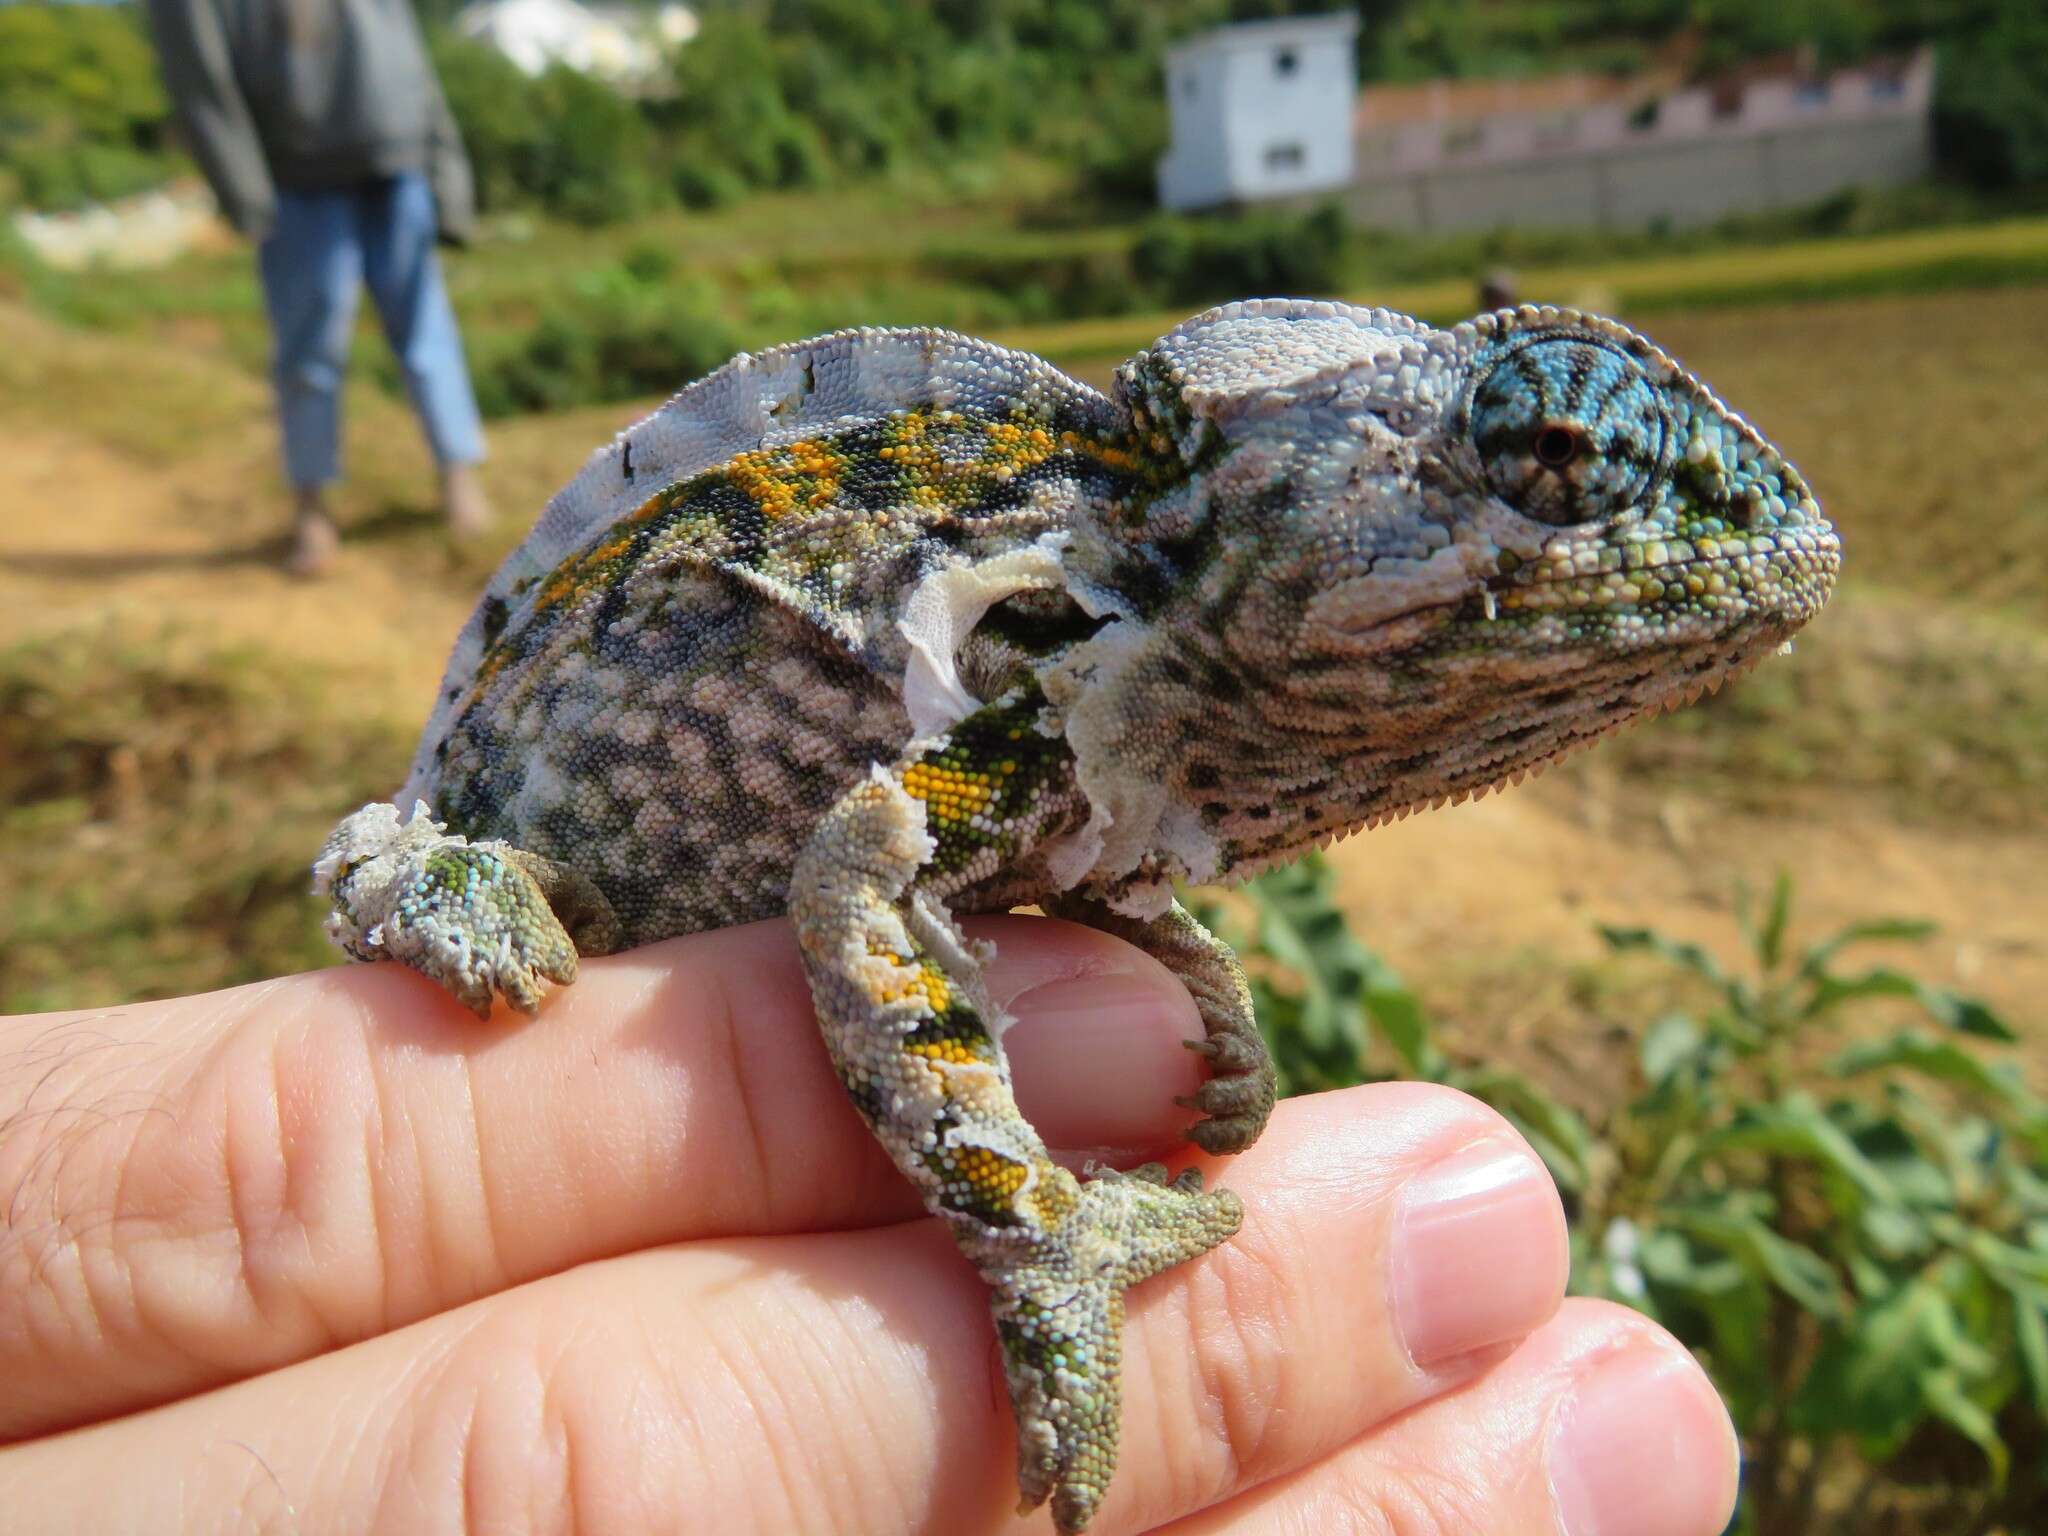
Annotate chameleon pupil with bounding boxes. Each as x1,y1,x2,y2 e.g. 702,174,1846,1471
1534,425,1580,468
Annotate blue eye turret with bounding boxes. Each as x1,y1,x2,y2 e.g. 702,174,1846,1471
1468,334,1672,526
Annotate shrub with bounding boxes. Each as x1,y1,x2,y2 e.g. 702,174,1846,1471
0,2,180,211
1132,203,1352,307
1206,859,2047,1535
430,34,665,226
672,158,748,212
1934,0,2048,189
464,260,736,418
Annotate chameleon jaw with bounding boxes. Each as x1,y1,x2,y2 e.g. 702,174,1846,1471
1214,620,1803,883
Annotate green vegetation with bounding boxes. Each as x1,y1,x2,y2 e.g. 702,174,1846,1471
1210,859,2047,1535
16,188,2047,424
994,212,2048,368
0,1,180,211
0,627,411,1014
4,0,2046,425
1934,0,2048,189
456,246,738,416
430,34,670,226
6,0,2045,220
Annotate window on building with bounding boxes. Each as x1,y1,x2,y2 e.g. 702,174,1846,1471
1871,73,1905,100
1181,71,1197,100
1264,142,1306,172
1275,48,1298,78
1795,79,1830,107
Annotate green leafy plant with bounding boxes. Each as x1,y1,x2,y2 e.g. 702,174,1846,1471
1934,0,2048,189
458,257,737,418
1131,204,1353,309
0,2,180,212
1204,859,2047,1535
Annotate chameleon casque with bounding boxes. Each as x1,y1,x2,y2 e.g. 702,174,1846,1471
316,298,1839,1530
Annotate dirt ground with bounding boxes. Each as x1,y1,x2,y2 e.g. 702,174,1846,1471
1,292,2042,1043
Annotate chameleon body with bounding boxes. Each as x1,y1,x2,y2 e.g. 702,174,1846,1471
316,299,1839,1530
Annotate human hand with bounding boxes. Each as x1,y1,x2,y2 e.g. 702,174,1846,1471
0,917,1738,1533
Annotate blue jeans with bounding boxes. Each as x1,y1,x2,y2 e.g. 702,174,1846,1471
257,173,484,490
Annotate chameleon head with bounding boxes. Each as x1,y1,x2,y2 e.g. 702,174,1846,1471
1065,299,1840,887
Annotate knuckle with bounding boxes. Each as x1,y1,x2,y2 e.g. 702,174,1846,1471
205,1015,388,1341
0,1024,167,1419
367,1317,574,1535
0,995,422,1432
1154,1212,1302,1485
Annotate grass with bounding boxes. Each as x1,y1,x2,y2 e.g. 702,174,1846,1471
997,215,2048,362
1609,590,2048,831
12,173,2048,420
0,626,411,1013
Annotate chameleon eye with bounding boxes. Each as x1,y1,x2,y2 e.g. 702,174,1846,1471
1469,336,1667,526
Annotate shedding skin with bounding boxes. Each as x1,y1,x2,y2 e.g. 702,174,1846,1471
315,299,1839,1530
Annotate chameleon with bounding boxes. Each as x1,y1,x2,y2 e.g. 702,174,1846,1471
315,298,1839,1530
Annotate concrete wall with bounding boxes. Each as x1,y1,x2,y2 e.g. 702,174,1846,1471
1345,115,1932,233
1343,49,1934,232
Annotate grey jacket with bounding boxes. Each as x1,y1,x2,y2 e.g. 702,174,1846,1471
143,0,475,242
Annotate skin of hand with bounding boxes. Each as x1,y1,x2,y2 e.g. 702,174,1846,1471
0,917,1739,1535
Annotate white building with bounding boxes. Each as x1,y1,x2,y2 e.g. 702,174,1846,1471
455,0,696,91
1157,14,1359,212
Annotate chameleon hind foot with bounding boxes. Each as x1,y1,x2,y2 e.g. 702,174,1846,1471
990,1162,1243,1534
313,801,619,1016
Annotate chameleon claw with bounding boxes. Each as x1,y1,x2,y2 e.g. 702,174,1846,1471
1183,1032,1266,1071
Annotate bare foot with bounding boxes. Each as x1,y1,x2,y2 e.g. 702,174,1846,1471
285,494,340,579
441,463,492,540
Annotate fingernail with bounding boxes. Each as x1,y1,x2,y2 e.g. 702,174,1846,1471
1392,1137,1564,1366
1005,972,1206,1151
1548,1342,1742,1536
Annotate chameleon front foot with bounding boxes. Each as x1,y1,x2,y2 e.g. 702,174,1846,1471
990,1163,1243,1533
1178,1032,1279,1156
313,801,618,1016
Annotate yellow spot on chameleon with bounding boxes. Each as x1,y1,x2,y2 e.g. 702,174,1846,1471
953,1145,1029,1203
1025,1165,1079,1227
907,1037,985,1068
901,762,995,822
727,437,843,519
862,946,955,1013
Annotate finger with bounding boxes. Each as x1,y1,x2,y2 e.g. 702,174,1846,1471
0,914,1204,1440
1151,1300,1740,1536
0,1083,1570,1536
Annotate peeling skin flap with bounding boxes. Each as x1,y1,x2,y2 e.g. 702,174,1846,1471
1037,617,1221,899
897,533,1068,740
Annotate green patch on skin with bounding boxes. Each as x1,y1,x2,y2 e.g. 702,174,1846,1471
908,682,1071,876
998,1311,1067,1375
904,1004,998,1058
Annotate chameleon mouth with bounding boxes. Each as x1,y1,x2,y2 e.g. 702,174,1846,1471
1218,627,1795,884
1309,526,1839,640
1458,535,1840,633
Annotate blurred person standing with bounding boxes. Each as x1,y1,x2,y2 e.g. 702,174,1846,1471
145,0,492,577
